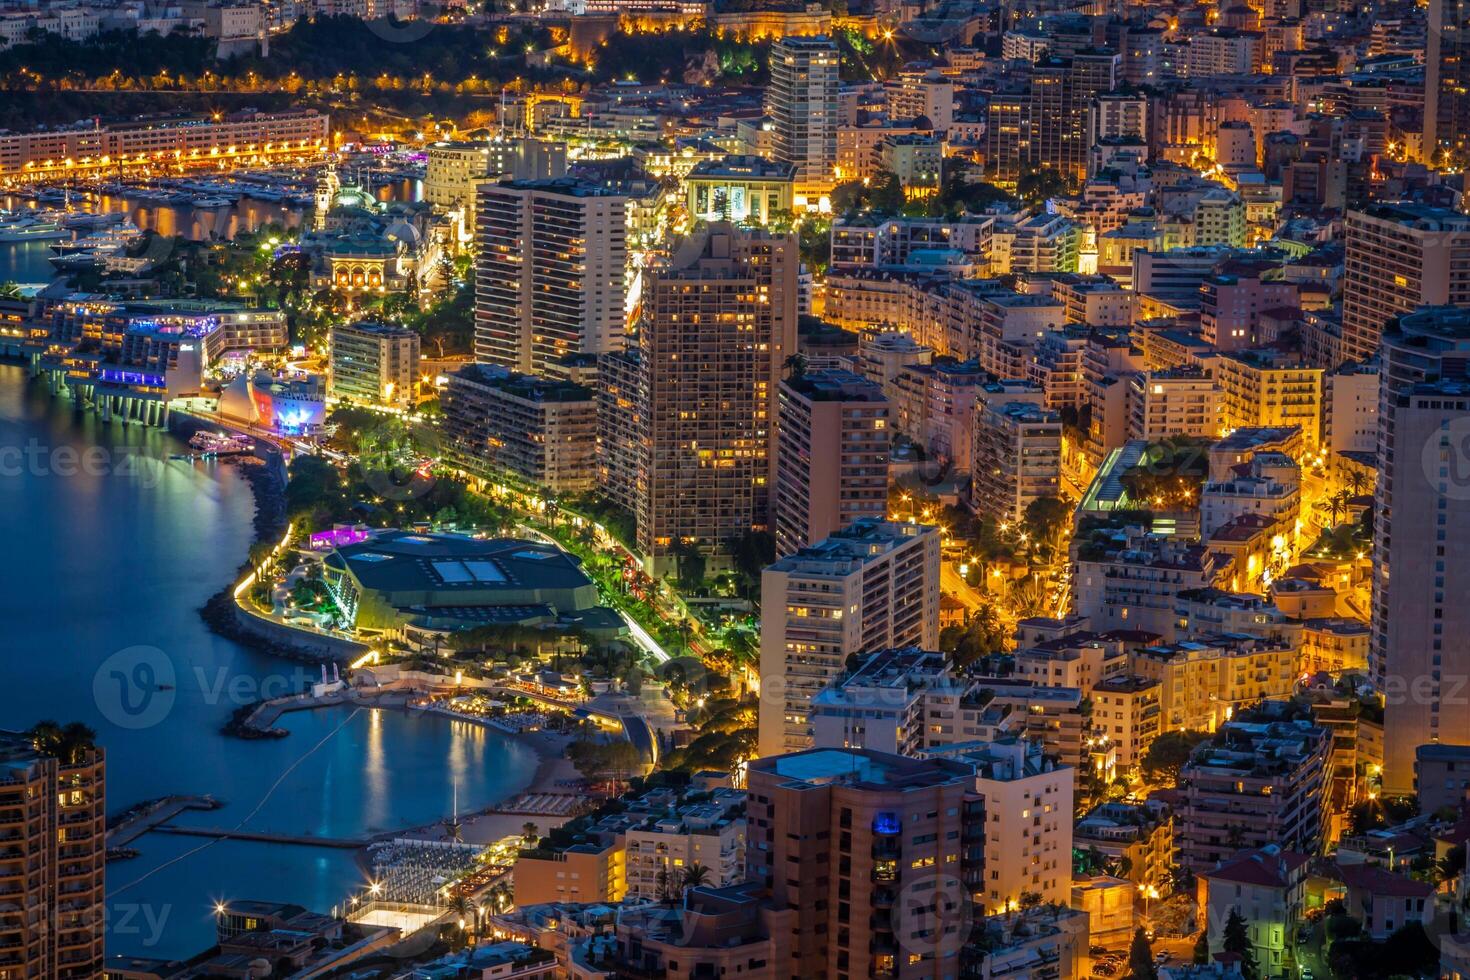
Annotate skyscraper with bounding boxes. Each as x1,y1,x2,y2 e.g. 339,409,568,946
0,731,105,980
1426,0,1470,165
1341,204,1470,365
474,177,628,374
773,369,890,557
766,36,839,200
745,747,982,980
1372,306,1470,794
626,223,798,576
758,520,940,758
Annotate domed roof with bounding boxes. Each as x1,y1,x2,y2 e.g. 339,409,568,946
384,220,422,245
218,373,259,424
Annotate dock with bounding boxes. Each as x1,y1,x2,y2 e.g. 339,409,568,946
153,825,368,849
106,795,220,848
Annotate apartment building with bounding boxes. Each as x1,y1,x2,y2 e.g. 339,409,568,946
442,364,597,494
1212,350,1323,450
0,732,106,980
624,789,746,900
1127,367,1224,441
1091,675,1163,767
474,178,628,374
808,648,1090,780
1074,801,1174,893
1198,846,1310,978
1199,452,1301,537
745,748,982,980
766,36,840,197
1340,204,1470,364
1072,530,1224,639
970,400,1063,524
1176,703,1331,870
758,521,939,757
1372,305,1470,793
932,738,1073,914
773,369,891,557
1131,635,1298,733
327,321,420,409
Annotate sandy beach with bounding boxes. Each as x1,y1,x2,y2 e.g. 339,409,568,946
389,725,584,847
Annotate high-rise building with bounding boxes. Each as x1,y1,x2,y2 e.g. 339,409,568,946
623,223,798,575
441,364,598,494
1341,204,1470,365
1176,702,1330,870
745,748,982,980
474,178,628,374
425,137,567,232
327,321,420,409
1426,0,1470,165
951,738,1074,915
758,520,940,758
1372,306,1470,794
773,369,890,557
0,731,106,980
970,400,1062,524
766,36,839,198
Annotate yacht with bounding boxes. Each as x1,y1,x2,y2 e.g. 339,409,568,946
0,212,68,242
193,196,234,209
50,220,140,255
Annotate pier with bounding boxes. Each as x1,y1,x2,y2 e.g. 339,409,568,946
152,825,368,849
106,795,220,848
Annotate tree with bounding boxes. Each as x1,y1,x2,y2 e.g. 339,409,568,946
1221,908,1257,980
681,862,712,892
1023,496,1071,555
938,603,1007,666
1127,927,1158,980
521,822,540,843
1016,167,1066,204
869,170,905,213
1193,930,1209,965
1439,842,1467,884
1140,730,1210,786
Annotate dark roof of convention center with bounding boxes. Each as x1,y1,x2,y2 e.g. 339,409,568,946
325,531,592,593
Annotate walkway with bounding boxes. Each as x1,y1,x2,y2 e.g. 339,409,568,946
153,825,367,849
107,795,219,848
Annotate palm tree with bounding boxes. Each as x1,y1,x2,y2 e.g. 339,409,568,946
57,723,96,766
521,822,540,843
28,720,63,757
681,863,712,893
654,868,673,903
446,894,473,949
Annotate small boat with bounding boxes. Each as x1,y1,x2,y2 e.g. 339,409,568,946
193,196,233,209
189,431,253,456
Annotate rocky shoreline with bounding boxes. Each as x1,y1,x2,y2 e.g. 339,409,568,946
196,446,349,667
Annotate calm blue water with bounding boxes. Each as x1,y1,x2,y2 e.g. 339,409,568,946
0,364,539,959
0,240,57,288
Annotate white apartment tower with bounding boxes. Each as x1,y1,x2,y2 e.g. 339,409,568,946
474,177,627,374
766,35,840,197
757,520,940,758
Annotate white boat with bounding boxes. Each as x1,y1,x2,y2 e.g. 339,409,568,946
60,211,126,231
50,220,140,255
193,196,234,208
0,214,68,243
